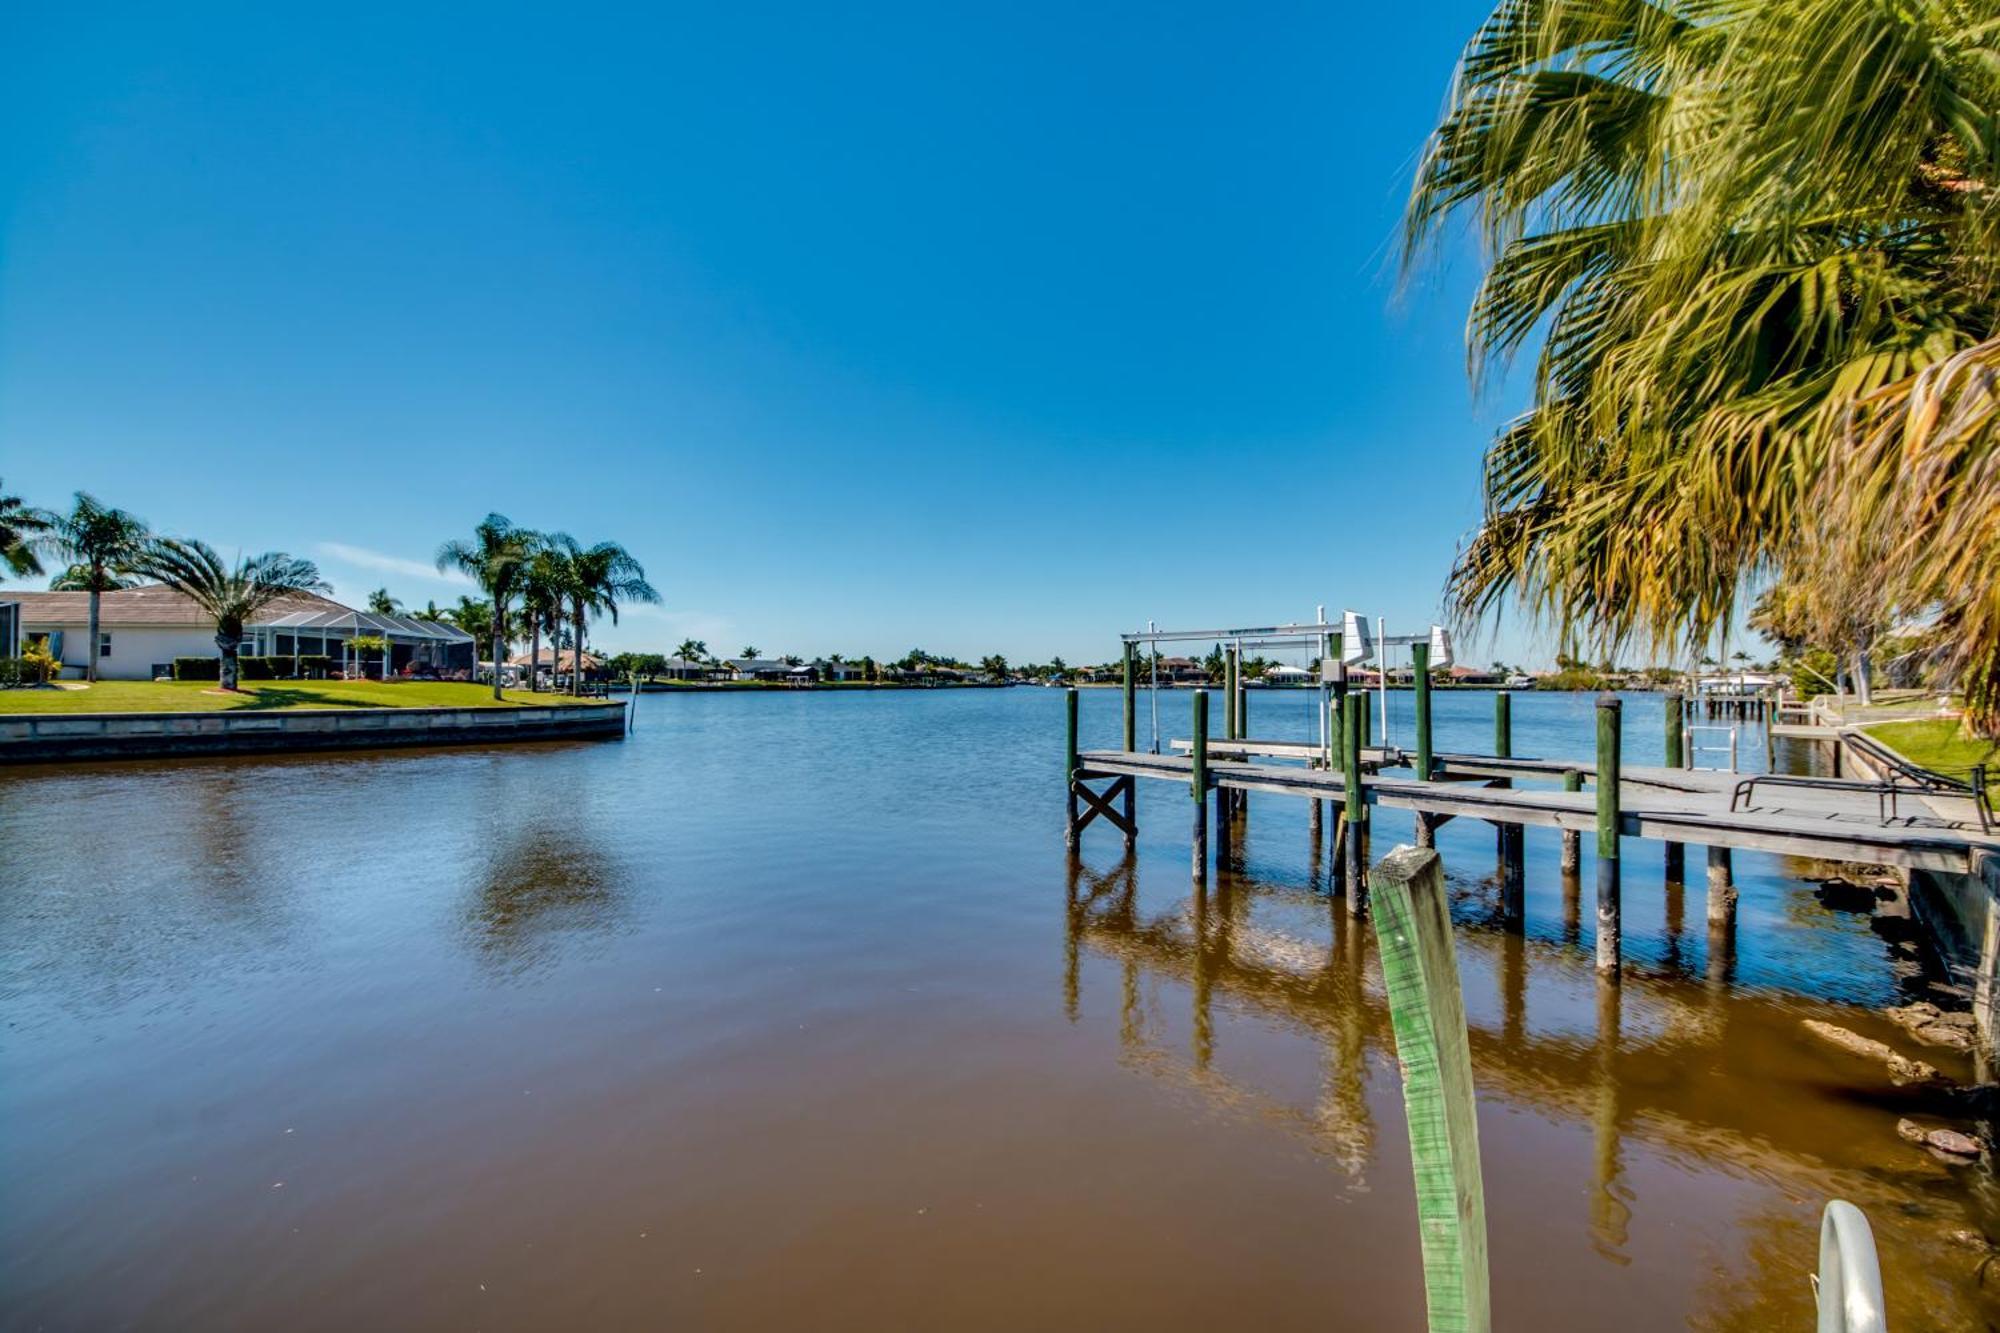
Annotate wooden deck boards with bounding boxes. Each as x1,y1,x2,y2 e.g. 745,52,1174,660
1077,747,1997,874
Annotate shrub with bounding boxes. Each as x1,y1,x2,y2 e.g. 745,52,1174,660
236,656,285,680
173,656,220,681
0,655,51,687
296,654,330,679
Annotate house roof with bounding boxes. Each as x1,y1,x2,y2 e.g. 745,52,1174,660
726,658,790,672
3,584,354,629
507,648,603,669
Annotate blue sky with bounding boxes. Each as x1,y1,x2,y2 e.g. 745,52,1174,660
0,2,1556,666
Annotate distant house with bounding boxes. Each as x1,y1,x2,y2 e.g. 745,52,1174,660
658,656,712,681
1156,655,1208,684
1262,664,1313,686
507,648,604,680
1448,664,1502,685
4,585,475,680
726,657,792,681
810,659,864,682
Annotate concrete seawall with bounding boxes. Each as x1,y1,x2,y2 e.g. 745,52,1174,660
0,702,628,763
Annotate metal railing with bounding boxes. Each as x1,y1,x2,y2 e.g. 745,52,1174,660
1814,1200,1886,1332
1685,723,1739,772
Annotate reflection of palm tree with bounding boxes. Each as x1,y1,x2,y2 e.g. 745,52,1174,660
139,539,327,690
468,815,625,976
39,493,150,682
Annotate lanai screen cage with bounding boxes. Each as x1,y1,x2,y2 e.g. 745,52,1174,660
249,608,477,679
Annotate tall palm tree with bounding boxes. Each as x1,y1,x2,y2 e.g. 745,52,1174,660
437,516,540,701
553,537,660,695
518,543,571,692
1404,0,2000,730
0,479,51,578
39,493,150,682
675,637,707,664
139,540,327,690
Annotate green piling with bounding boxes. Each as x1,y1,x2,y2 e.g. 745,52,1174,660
1122,642,1136,752
1369,846,1491,1333
1064,688,1080,850
1191,689,1210,881
1412,641,1434,780
1494,691,1511,759
1343,696,1366,912
1595,694,1622,977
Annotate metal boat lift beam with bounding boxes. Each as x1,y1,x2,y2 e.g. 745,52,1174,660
1121,624,1429,648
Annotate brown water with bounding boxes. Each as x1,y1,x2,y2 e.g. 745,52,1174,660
3,688,1996,1330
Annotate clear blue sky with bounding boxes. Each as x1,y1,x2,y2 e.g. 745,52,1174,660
2,2,1558,666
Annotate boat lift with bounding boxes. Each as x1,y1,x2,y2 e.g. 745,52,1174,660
1118,608,1455,760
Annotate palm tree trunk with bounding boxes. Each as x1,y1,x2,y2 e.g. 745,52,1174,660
529,620,541,692
217,633,240,691
1854,648,1874,708
490,592,507,701
86,583,101,683
572,604,585,696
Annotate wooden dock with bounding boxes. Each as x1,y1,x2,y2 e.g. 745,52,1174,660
1062,664,1999,992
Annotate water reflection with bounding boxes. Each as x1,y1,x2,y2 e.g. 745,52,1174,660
1063,852,2000,1327
466,812,628,977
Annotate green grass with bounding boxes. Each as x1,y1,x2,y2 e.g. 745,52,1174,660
1864,719,2000,804
0,680,608,714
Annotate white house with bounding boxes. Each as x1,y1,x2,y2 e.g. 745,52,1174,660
3,585,475,680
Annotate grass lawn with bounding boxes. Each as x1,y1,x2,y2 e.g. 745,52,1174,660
0,680,608,714
1865,718,2000,804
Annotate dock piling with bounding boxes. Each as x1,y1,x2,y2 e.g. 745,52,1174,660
1495,691,1524,927
1191,690,1210,882
1343,695,1367,914
1122,643,1136,753
1663,692,1685,883
1561,769,1582,872
1595,695,1623,977
1707,845,1736,925
1065,688,1080,850
1412,641,1433,780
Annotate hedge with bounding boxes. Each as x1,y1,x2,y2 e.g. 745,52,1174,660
173,657,221,681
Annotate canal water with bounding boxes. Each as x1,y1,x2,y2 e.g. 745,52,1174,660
2,687,1994,1329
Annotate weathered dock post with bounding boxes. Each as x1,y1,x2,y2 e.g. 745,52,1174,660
1707,845,1737,926
1368,845,1491,1333
1595,694,1623,977
1662,692,1685,884
1561,769,1582,871
1495,692,1524,927
1411,641,1437,848
1224,648,1238,741
1065,688,1081,850
1343,697,1367,914
1122,642,1137,752
1412,641,1434,780
1191,690,1210,883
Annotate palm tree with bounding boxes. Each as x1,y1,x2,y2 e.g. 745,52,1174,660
675,637,707,664
553,537,660,695
50,563,138,593
1404,0,2000,731
139,540,327,690
0,479,51,578
39,493,150,683
444,595,498,662
437,516,541,700
739,645,760,660
518,543,571,692
367,587,403,614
